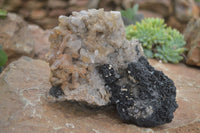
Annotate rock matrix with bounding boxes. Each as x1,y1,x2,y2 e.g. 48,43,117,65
47,9,177,127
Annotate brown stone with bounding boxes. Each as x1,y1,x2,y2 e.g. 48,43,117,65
0,58,200,132
34,17,58,29
184,18,200,67
48,0,67,9
30,10,47,20
167,16,187,33
87,0,100,9
49,9,67,17
28,25,50,60
167,0,199,32
172,0,199,23
0,13,52,62
138,10,163,19
0,0,22,11
24,1,45,10
69,0,88,7
18,8,31,18
132,0,170,17
0,13,34,61
197,1,200,15
67,6,88,14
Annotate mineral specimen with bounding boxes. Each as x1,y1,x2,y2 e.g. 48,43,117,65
47,9,143,106
99,56,178,127
47,9,178,127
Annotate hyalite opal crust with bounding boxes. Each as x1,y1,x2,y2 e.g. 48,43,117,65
47,9,178,127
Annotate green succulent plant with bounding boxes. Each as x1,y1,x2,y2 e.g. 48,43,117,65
126,18,186,63
0,9,7,18
121,4,139,22
195,0,200,3
121,4,144,25
0,9,8,73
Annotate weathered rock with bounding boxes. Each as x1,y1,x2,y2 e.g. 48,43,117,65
197,1,200,15
0,0,22,11
33,17,59,29
167,16,187,33
138,10,163,19
24,1,44,10
132,0,170,17
184,18,200,67
172,0,199,23
47,9,177,127
0,13,34,61
28,25,50,59
47,9,144,106
30,9,47,20
0,58,200,132
87,0,100,9
0,13,51,62
167,0,199,32
47,0,67,9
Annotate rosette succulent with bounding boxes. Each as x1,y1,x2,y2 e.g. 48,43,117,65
126,18,186,63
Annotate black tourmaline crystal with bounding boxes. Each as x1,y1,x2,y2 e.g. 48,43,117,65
98,56,178,127
49,85,64,98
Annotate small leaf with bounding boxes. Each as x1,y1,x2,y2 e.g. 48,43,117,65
0,49,8,67
0,9,7,18
121,4,139,21
144,49,153,58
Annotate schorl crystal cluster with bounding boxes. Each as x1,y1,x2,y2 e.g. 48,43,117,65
98,56,178,127
47,9,178,127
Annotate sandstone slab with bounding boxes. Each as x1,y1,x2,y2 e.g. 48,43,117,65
0,58,199,132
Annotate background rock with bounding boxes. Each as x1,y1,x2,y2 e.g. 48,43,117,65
138,10,163,19
184,18,200,67
1,0,199,31
0,13,34,62
28,25,50,60
131,0,170,17
0,58,199,132
0,13,51,63
167,0,199,32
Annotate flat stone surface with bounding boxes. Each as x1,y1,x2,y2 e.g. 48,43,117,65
0,58,199,132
